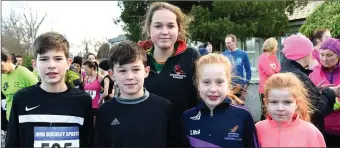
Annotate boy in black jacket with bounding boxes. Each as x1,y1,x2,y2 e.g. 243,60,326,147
5,32,93,147
94,40,173,147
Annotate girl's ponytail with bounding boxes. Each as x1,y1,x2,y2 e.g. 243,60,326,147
94,61,99,72
226,93,244,105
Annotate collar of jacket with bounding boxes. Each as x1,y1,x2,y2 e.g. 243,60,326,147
196,97,232,110
283,58,313,75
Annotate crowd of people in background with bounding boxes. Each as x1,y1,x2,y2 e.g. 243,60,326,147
1,1,340,148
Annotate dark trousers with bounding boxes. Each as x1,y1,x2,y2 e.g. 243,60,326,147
259,94,266,121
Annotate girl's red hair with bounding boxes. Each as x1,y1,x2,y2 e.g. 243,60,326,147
264,72,314,122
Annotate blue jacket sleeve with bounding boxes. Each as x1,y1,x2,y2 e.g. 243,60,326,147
243,112,260,148
243,52,252,84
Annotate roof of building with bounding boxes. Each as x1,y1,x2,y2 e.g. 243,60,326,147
108,34,127,43
287,1,324,21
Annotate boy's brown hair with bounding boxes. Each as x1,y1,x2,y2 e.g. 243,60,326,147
108,40,147,69
32,32,69,59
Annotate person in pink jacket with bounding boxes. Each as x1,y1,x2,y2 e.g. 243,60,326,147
309,29,332,69
256,73,326,147
258,37,281,120
309,37,340,147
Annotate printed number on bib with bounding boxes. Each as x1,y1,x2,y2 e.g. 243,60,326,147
85,90,97,99
34,126,79,148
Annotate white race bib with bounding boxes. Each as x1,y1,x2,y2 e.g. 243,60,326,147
34,126,79,148
85,90,97,99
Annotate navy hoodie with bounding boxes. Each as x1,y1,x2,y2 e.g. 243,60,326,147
182,98,260,148
138,40,200,147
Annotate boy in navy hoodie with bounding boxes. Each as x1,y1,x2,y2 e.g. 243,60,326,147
94,40,173,147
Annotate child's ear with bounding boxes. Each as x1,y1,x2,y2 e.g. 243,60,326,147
67,58,73,65
144,66,150,78
108,69,115,80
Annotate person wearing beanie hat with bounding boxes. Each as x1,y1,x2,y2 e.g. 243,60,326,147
309,37,340,147
72,56,83,74
282,34,314,61
280,34,338,136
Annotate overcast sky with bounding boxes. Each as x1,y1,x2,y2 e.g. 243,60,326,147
2,1,125,56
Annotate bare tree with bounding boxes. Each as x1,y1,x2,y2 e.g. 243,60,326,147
1,8,47,55
23,7,47,52
1,9,26,54
81,39,103,55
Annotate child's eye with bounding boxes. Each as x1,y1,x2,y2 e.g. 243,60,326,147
39,58,47,61
269,101,277,104
217,81,224,85
168,25,174,28
284,101,292,104
56,58,63,61
119,70,126,73
155,25,161,28
202,81,210,84
133,69,140,72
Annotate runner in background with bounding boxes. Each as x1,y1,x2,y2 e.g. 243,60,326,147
15,55,23,66
98,59,115,104
1,47,38,121
87,53,96,63
64,68,82,88
83,60,103,116
138,2,200,146
71,56,83,76
256,73,326,147
5,32,93,147
182,53,258,148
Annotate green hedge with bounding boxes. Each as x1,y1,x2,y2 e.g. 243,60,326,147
300,1,340,38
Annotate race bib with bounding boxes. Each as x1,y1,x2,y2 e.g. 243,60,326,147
1,99,6,111
34,126,79,148
85,90,97,99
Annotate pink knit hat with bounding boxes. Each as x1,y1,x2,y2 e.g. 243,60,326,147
282,34,314,60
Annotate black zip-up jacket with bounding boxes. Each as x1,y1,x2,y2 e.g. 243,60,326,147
280,57,336,134
138,40,200,147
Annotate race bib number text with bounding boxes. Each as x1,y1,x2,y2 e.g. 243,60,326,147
85,90,97,99
34,126,79,148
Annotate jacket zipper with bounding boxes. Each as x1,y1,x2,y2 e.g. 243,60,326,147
277,124,281,147
210,110,213,117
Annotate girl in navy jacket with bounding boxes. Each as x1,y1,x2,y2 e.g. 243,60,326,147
182,53,260,148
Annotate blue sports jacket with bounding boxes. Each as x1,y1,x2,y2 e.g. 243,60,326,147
182,98,260,148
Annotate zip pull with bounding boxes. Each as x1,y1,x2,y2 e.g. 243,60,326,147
210,110,213,117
